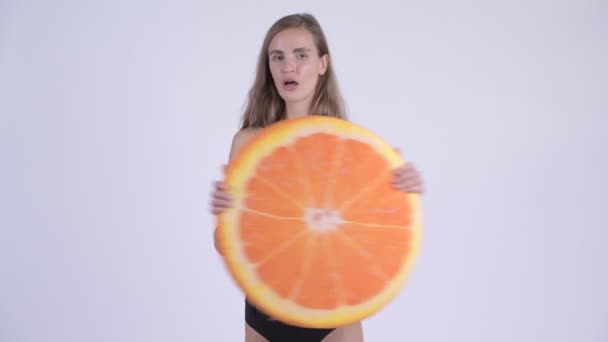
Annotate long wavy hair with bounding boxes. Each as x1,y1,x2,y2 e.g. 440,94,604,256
240,13,347,129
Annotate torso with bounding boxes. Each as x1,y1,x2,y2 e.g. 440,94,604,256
229,127,263,162
231,126,364,342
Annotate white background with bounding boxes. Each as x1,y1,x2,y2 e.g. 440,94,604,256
1,0,607,341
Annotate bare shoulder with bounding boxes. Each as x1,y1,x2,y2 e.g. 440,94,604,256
228,127,262,161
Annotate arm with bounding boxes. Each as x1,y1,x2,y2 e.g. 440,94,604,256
213,128,259,255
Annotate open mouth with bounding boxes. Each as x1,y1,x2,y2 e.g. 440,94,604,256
283,79,299,90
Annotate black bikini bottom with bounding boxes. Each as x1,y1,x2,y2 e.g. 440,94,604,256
245,299,335,342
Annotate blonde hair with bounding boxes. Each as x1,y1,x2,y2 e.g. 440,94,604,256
240,13,347,129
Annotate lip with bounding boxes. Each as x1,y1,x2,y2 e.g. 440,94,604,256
282,79,299,92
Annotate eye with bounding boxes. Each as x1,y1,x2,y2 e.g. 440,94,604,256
296,52,308,59
270,55,283,62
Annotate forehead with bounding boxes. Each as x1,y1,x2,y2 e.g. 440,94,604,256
268,27,316,52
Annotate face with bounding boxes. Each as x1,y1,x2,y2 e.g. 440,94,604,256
268,27,328,108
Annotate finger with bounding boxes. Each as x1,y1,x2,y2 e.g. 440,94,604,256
214,181,229,190
392,166,408,179
400,177,423,188
395,163,420,177
215,180,228,188
412,184,425,193
393,176,422,186
211,198,232,207
210,206,221,214
393,178,423,190
394,163,415,174
405,185,424,193
211,203,232,214
211,207,225,215
213,191,233,201
211,202,230,213
393,182,424,193
210,203,232,215
393,170,418,184
212,196,232,205
400,163,416,173
394,173,419,184
394,164,407,172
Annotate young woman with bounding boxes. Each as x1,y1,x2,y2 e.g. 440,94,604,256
209,13,425,342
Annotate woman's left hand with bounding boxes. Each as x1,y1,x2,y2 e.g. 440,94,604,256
392,148,425,194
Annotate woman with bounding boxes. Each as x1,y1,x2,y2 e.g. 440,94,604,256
210,13,425,342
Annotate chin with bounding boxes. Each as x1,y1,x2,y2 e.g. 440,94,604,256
281,95,302,103
281,92,313,104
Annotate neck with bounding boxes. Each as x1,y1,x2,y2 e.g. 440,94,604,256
285,100,311,119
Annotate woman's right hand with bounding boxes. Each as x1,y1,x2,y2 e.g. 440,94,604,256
209,180,233,215
211,166,233,255
210,164,234,215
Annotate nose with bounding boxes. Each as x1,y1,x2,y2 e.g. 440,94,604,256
280,58,296,73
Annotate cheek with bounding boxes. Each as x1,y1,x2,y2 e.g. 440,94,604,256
299,63,319,83
269,68,283,87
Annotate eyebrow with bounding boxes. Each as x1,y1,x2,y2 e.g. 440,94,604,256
269,47,312,55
